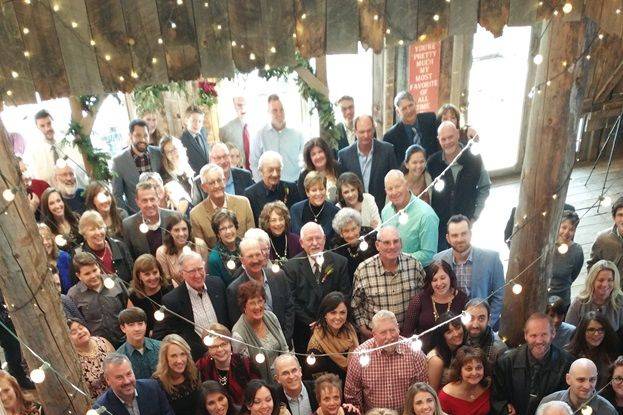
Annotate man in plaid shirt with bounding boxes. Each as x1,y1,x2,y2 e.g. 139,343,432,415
344,310,428,412
351,226,425,338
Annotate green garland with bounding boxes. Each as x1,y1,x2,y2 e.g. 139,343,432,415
259,54,340,149
132,81,188,114
63,121,112,181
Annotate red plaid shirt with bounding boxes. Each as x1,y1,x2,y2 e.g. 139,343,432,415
344,337,428,412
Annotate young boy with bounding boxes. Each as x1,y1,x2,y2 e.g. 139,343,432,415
116,307,161,379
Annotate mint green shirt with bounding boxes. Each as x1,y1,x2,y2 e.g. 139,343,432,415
381,194,439,266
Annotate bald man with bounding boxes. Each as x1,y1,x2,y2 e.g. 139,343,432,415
539,358,616,414
282,222,350,352
351,226,425,338
426,120,491,251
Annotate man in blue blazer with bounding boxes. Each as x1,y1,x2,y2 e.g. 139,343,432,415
112,119,163,214
434,214,505,329
179,105,210,175
95,353,174,415
382,91,440,163
338,115,398,211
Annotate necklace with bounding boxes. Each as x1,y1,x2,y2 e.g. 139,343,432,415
309,201,325,223
432,293,454,321
346,244,359,258
216,368,229,386
269,234,288,259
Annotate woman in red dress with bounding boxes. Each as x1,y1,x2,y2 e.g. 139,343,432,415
438,346,490,415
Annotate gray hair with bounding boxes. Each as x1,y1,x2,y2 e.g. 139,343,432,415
437,120,458,135
210,142,229,158
272,353,300,375
365,409,399,415
384,169,405,186
535,401,572,415
370,310,398,331
139,171,164,186
393,91,414,108
102,353,132,374
332,207,362,234
177,250,203,267
199,163,225,184
300,222,324,240
258,151,283,172
244,228,270,245
239,237,261,256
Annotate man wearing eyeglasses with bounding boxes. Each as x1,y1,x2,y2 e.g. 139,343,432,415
152,251,229,360
539,358,617,414
189,163,255,248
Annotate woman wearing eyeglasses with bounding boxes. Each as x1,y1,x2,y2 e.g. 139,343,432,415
604,356,623,414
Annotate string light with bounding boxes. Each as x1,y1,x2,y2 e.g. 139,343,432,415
23,51,30,58
154,307,165,322
562,2,572,13
231,40,237,47
158,38,164,44
181,245,193,255
255,353,266,364
306,354,316,366
433,14,440,21
170,21,177,29
3,189,16,202
104,54,111,61
53,3,59,11
557,243,569,254
90,39,96,46
398,40,404,46
600,195,612,207
71,21,78,28
512,283,523,295
22,28,29,34
533,54,543,65
264,64,270,70
11,71,19,78
434,179,445,192
301,13,307,20
598,33,604,40
226,259,236,270
270,263,281,273
470,142,480,156
131,71,139,79
398,211,409,225
203,335,215,346
270,46,276,53
103,277,115,289
249,53,256,60
54,235,67,247
139,222,149,233
410,337,423,352
581,406,593,415
460,310,471,325
30,363,48,384
359,239,369,252
373,14,378,21
86,408,107,415
177,0,183,4
358,353,370,367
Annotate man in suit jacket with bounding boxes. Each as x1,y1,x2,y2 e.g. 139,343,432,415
336,95,357,151
227,238,294,341
121,181,180,259
382,91,440,163
95,353,175,415
179,105,210,175
112,119,163,213
152,251,229,360
190,164,255,248
434,214,505,329
219,96,252,169
275,354,318,415
338,115,398,212
282,222,350,352
244,151,301,223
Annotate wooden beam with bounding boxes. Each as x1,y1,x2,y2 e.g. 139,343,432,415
359,0,386,53
295,0,326,58
416,0,449,43
479,0,510,38
383,46,396,132
326,0,359,54
261,0,296,67
449,0,478,36
0,121,92,414
438,37,453,104
509,0,537,26
386,0,418,42
192,0,235,78
228,0,265,72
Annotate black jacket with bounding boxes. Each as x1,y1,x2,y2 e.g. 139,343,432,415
180,128,210,175
296,163,343,201
382,112,440,163
226,268,295,342
74,237,134,283
277,381,318,414
244,180,301,224
192,167,254,205
152,275,229,360
491,344,573,415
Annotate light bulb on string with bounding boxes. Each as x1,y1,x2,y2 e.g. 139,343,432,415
581,406,593,415
470,141,481,156
410,337,423,352
434,179,445,192
512,283,523,295
460,310,471,325
359,239,369,252
30,363,48,384
86,408,107,415
103,277,115,289
203,334,215,346
139,222,149,233
54,234,67,247
557,243,569,254
227,259,236,270
271,263,281,273
562,2,573,13
533,54,543,65
601,195,612,207
398,211,409,225
306,354,317,366
358,353,370,367
3,189,15,202
154,307,165,322
182,245,193,255
255,352,266,364
55,158,67,169
314,253,324,267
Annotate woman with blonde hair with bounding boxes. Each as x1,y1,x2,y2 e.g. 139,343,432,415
566,260,623,331
0,370,42,415
128,254,172,336
153,334,201,415
403,382,446,415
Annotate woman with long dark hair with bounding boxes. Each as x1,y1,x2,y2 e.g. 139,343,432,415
297,138,342,203
427,312,467,391
40,187,82,251
84,181,128,240
400,144,432,204
336,173,380,229
196,380,240,415
239,380,290,415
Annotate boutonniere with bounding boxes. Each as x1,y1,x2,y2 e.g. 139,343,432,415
321,265,334,284
283,186,289,205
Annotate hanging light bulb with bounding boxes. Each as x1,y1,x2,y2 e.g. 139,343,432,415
580,406,593,415
55,158,67,169
30,364,47,384
255,352,266,364
271,263,281,273
103,277,115,289
434,179,445,192
86,408,107,415
358,353,370,367
398,211,409,225
533,54,543,65
227,259,236,270
512,283,523,295
306,354,316,366
359,239,369,252
562,2,573,14
460,310,471,325
557,243,569,254
95,191,109,205
601,195,612,207
470,141,481,156
154,307,165,322
410,337,423,352
3,189,15,202
314,253,324,267
54,234,67,247
182,245,193,255
139,222,149,233
203,335,215,346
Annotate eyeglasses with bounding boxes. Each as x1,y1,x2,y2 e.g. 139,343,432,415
208,342,229,351
613,376,623,384
182,267,205,275
586,327,606,334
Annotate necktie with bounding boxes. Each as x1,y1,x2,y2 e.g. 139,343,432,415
313,262,321,282
50,144,59,162
196,133,207,156
242,124,251,170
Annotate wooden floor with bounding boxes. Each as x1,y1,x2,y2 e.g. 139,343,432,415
471,155,623,300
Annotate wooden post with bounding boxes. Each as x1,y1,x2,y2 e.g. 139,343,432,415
499,16,590,346
383,46,397,132
0,122,92,414
315,55,330,138
68,95,105,178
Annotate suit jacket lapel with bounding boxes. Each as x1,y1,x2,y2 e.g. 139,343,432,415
133,215,150,255
184,131,204,157
179,283,194,323
369,140,380,182
349,145,363,178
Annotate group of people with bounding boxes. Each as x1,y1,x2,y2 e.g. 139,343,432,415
3,88,623,415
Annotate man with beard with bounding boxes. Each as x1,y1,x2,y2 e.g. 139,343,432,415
539,358,616,414
435,214,505,329
54,164,86,214
95,353,174,414
492,313,573,415
344,310,428,413
464,298,507,366
112,119,163,213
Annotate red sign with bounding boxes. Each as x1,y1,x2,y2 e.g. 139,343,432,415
408,41,441,113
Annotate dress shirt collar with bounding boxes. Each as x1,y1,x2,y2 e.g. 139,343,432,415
452,247,473,266
113,388,138,406
357,140,374,157
141,211,161,230
210,195,228,210
185,281,207,296
285,383,308,402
